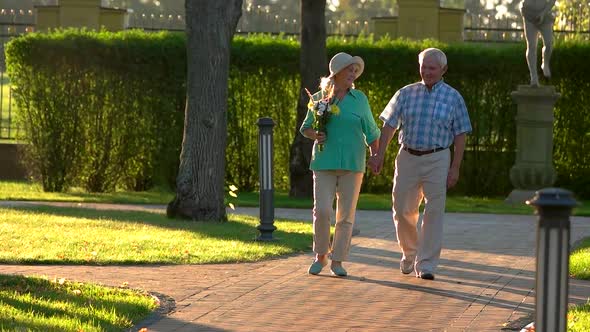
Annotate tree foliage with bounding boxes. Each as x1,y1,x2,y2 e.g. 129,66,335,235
555,0,590,32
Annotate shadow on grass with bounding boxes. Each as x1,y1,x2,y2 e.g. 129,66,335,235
4,203,244,228
0,274,153,331
0,205,312,265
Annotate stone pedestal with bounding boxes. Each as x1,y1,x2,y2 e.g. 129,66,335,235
398,0,439,40
371,0,464,42
506,85,560,204
35,0,128,31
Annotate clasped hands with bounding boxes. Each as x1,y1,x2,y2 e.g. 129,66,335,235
368,153,384,174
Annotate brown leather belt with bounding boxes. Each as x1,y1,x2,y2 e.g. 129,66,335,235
403,146,447,156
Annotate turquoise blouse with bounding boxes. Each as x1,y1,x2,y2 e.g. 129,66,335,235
300,89,380,173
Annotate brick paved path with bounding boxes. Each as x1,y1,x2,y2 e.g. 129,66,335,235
2,202,590,331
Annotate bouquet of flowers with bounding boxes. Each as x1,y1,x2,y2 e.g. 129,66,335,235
305,88,340,151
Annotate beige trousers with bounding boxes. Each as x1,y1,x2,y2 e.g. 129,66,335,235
312,170,364,262
392,147,450,274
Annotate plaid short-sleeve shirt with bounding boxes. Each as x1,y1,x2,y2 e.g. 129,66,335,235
379,80,472,150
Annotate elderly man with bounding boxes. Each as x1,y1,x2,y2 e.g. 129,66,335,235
521,0,556,86
369,48,472,280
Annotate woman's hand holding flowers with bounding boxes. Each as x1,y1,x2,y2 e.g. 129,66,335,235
305,88,340,152
315,131,326,144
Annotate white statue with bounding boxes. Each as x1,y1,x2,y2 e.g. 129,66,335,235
520,0,556,86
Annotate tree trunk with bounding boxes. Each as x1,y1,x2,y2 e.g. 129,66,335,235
167,0,242,221
289,0,328,198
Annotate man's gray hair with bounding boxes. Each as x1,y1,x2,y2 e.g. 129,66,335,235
419,48,447,67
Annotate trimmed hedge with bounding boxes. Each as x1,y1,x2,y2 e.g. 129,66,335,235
6,31,590,197
6,30,185,192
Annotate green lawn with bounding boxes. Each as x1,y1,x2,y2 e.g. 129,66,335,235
0,205,312,265
2,180,589,216
568,238,590,331
0,192,312,331
0,181,174,205
1,179,589,331
570,301,590,332
0,274,156,332
571,238,590,280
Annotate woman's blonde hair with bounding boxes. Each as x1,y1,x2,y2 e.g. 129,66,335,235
319,77,334,97
319,75,355,99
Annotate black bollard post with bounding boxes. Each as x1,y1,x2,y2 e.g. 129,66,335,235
256,117,276,241
526,188,578,332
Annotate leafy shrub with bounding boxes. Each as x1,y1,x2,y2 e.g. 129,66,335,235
6,29,185,192
6,31,590,198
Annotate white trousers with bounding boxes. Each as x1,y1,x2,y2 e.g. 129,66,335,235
312,170,364,262
392,147,450,274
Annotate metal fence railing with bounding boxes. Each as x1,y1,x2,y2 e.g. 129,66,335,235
127,11,185,32
0,9,35,71
126,9,371,36
0,70,18,140
0,9,34,139
463,11,590,42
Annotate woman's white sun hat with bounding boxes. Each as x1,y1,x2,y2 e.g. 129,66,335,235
328,52,364,79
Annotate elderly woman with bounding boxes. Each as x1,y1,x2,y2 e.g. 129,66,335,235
520,0,556,86
300,52,380,277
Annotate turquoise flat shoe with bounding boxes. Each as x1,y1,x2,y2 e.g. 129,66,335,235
330,265,347,277
308,259,328,275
